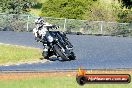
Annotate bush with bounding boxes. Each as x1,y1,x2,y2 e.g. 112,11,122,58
117,8,132,23
40,0,131,23
84,0,122,22
40,0,93,19
31,2,43,9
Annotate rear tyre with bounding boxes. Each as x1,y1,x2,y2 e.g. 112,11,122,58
53,44,69,61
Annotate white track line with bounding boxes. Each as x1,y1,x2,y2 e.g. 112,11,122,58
0,59,52,66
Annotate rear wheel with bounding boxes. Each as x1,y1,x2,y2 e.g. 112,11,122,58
53,44,69,61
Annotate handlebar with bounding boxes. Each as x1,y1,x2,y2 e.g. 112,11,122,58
45,25,60,30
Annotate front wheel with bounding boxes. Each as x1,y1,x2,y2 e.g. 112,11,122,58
53,44,70,61
42,51,49,59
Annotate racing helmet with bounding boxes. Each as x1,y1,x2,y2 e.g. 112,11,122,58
35,17,45,28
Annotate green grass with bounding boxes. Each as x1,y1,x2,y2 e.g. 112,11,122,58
0,44,42,64
35,0,48,3
0,76,131,88
30,8,42,16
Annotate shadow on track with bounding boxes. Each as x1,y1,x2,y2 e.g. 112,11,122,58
39,57,74,62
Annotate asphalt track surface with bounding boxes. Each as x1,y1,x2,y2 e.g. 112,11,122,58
0,31,132,71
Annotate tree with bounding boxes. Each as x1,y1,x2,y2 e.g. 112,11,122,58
40,0,93,19
121,0,132,8
84,0,122,22
0,0,34,14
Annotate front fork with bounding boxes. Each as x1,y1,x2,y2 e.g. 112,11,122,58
43,43,48,52
43,43,55,57
42,43,49,57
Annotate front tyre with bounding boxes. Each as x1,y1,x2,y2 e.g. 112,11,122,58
53,44,69,61
42,51,49,59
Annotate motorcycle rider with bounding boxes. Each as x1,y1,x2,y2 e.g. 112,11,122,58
33,17,75,60
33,17,57,59
33,17,54,43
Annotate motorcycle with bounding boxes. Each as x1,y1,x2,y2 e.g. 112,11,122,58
36,25,76,61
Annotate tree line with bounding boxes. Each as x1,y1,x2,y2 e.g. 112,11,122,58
0,0,131,23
